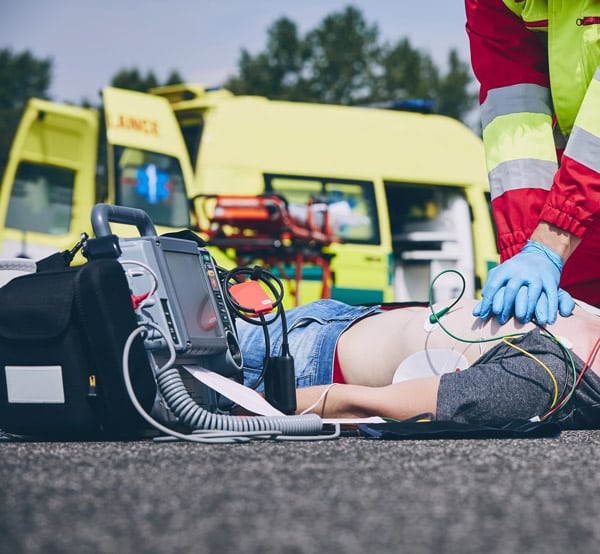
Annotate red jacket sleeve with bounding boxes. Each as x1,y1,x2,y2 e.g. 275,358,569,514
466,0,552,260
466,0,549,101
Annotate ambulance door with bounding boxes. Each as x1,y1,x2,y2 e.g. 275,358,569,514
102,87,195,234
0,99,99,259
385,182,478,302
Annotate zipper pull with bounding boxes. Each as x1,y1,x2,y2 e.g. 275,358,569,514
88,374,97,397
577,17,600,26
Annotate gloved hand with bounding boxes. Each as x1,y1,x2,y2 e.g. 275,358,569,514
472,240,575,325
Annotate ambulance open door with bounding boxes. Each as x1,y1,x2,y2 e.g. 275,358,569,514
386,183,477,302
101,87,196,234
0,99,99,260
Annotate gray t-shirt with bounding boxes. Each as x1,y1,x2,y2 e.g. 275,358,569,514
436,328,600,429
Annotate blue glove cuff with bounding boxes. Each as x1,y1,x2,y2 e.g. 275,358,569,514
521,240,564,273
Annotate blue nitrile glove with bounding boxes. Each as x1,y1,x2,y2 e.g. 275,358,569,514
472,240,575,325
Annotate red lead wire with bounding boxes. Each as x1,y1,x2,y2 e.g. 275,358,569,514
543,336,600,419
131,292,151,310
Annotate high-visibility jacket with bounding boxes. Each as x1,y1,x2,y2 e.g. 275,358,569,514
466,0,600,306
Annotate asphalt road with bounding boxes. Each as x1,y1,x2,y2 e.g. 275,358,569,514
2,429,600,554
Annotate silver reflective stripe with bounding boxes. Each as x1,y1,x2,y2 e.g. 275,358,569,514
481,84,552,129
488,158,557,199
565,126,600,174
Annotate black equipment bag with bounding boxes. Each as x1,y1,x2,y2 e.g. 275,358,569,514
0,258,156,439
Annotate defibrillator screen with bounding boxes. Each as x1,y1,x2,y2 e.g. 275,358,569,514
162,249,223,342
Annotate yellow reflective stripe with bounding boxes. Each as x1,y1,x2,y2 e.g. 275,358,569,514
483,112,556,172
572,73,600,139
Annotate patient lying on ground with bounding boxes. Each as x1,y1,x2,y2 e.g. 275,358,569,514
235,298,600,429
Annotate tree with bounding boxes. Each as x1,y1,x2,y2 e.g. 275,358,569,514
0,49,52,181
224,17,311,101
224,7,379,105
376,38,439,103
224,7,477,123
303,6,381,105
435,49,478,122
109,68,185,93
110,68,159,92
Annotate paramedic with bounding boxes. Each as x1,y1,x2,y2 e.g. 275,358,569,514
237,299,600,428
465,0,600,326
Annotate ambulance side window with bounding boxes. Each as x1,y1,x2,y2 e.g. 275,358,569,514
265,174,379,244
5,161,74,235
112,146,190,228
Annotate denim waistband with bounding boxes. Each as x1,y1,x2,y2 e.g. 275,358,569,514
237,299,381,390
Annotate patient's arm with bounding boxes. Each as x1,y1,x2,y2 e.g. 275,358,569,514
295,376,441,420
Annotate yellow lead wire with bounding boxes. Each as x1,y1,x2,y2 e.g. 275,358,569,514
501,337,559,409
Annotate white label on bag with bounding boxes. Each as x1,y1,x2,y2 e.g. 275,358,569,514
5,366,65,403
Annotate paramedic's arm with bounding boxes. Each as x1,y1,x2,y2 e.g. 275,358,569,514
474,62,600,323
295,378,441,421
466,0,554,260
530,221,581,262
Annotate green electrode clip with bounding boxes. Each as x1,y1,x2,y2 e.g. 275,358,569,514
429,306,450,324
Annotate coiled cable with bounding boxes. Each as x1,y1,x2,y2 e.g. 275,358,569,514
122,323,334,442
155,365,322,434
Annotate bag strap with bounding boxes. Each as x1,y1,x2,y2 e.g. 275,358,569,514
36,233,89,272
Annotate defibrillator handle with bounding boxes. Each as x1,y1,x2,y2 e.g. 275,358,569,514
91,203,158,238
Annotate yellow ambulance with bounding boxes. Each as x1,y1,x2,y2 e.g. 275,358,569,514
0,85,497,304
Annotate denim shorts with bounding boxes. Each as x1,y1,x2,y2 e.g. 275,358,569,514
236,299,381,390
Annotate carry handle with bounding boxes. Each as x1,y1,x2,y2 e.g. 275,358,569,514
91,204,157,238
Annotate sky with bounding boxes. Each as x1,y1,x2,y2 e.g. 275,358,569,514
0,1,472,106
